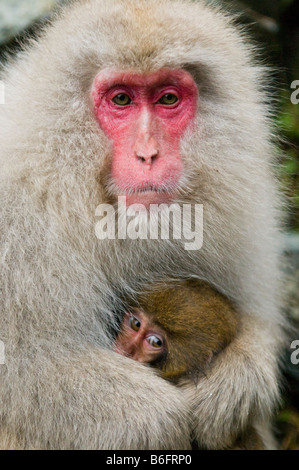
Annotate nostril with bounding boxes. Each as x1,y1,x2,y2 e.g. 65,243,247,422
137,151,158,164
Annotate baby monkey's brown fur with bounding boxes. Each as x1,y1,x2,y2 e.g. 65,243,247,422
116,280,264,449
139,280,238,381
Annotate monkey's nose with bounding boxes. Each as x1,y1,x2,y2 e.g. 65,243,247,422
136,149,159,165
125,341,139,357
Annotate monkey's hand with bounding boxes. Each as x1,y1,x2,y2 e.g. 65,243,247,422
3,346,191,450
185,315,282,449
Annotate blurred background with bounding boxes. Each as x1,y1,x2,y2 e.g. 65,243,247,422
0,0,298,450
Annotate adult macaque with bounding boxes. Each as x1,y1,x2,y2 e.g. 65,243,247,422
0,0,284,450
115,280,238,382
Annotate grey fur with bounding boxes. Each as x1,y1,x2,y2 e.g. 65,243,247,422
0,0,284,449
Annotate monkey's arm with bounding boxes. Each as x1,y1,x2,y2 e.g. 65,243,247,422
187,315,281,450
1,347,191,450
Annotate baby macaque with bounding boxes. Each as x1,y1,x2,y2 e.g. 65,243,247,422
115,280,266,450
115,280,238,382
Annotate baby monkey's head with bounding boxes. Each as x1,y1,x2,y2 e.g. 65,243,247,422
114,280,238,382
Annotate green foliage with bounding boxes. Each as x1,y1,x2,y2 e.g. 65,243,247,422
276,407,299,450
278,98,299,231
228,0,299,231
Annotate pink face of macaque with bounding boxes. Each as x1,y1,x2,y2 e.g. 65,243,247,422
114,310,167,364
92,68,198,206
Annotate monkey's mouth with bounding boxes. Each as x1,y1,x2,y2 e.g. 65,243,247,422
107,180,178,207
123,187,176,207
130,185,171,195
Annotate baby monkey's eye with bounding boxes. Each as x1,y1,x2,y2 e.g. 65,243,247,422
112,93,132,106
147,335,163,348
128,315,141,331
158,93,178,105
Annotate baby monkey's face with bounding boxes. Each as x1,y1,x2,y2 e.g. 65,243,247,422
114,310,167,364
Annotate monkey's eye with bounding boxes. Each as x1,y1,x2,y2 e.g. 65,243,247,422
158,93,178,105
128,315,141,332
146,335,163,348
112,93,132,106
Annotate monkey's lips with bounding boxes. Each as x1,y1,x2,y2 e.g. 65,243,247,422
123,188,175,207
